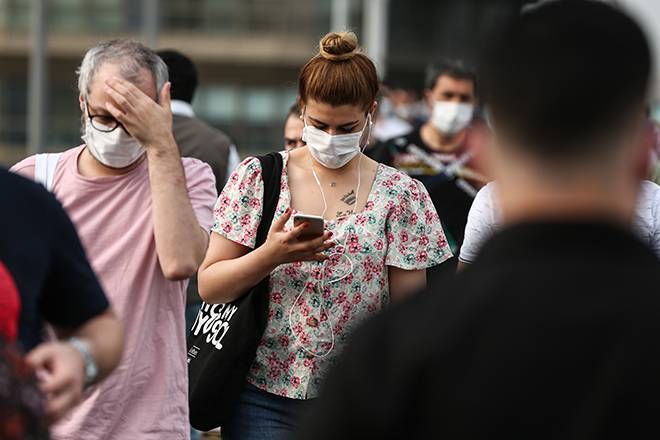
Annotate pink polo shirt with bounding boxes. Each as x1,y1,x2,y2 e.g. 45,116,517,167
12,146,217,440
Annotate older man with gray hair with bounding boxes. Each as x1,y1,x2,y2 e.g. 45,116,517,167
12,39,217,439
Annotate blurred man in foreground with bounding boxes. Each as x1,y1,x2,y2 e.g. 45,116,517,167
299,1,660,438
0,169,123,428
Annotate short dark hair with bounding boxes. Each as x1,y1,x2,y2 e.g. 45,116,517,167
156,49,198,103
382,71,423,96
479,0,651,157
425,59,476,92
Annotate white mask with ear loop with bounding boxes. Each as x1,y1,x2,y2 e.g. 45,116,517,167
82,114,144,168
302,113,372,169
431,101,474,135
289,111,372,358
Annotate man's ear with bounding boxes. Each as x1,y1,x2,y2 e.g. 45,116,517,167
424,89,434,108
79,95,85,113
369,100,378,118
636,117,654,179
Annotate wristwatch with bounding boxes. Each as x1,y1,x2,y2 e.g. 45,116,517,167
68,337,98,387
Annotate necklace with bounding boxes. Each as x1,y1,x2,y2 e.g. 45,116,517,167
309,154,362,219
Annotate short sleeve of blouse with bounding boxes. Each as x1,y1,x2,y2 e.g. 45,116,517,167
384,176,453,269
211,157,264,249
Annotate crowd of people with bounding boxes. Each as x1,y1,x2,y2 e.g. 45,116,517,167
2,0,660,439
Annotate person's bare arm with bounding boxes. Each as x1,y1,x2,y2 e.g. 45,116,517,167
199,209,334,304
26,309,123,422
389,267,427,303
457,261,469,272
104,78,208,280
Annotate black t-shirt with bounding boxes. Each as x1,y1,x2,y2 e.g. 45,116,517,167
369,127,477,257
0,169,109,351
298,222,660,439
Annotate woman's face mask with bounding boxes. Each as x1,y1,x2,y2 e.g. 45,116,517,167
82,120,144,169
302,112,372,169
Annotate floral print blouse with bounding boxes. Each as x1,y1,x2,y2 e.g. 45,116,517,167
212,152,451,399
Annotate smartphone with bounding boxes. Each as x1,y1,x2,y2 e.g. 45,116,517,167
293,214,325,240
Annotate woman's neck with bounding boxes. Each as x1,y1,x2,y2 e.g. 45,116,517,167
300,147,362,180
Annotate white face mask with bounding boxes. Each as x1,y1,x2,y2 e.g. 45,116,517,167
394,103,416,121
431,101,474,135
302,114,371,169
82,121,145,169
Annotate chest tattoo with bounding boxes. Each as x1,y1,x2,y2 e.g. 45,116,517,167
341,190,356,206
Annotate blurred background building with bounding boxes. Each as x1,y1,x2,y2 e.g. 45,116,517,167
0,0,657,166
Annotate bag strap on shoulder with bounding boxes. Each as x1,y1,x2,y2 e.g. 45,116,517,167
34,153,63,192
254,152,284,248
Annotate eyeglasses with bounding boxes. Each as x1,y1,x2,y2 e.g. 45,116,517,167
85,102,127,133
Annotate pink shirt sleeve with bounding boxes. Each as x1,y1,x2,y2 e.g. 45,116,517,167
10,156,37,180
211,157,264,249
183,158,218,232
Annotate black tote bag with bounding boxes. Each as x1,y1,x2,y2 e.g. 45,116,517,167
187,152,283,431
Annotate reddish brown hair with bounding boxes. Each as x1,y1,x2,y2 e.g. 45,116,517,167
298,32,379,112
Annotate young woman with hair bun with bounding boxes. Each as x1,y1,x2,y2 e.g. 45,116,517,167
198,31,451,439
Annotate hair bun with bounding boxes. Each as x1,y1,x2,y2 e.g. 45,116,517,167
319,32,360,61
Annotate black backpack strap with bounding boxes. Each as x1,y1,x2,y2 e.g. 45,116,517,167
255,152,284,248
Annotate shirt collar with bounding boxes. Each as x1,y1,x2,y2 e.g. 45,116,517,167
170,99,195,118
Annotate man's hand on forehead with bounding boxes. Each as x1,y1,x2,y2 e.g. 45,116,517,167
103,76,174,149
107,76,157,100
104,77,154,114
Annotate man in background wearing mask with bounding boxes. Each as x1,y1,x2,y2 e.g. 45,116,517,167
371,76,418,143
12,39,217,439
284,102,305,151
157,49,240,196
369,60,489,269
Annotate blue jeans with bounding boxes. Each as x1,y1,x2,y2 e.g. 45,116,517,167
190,428,201,440
223,383,312,440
